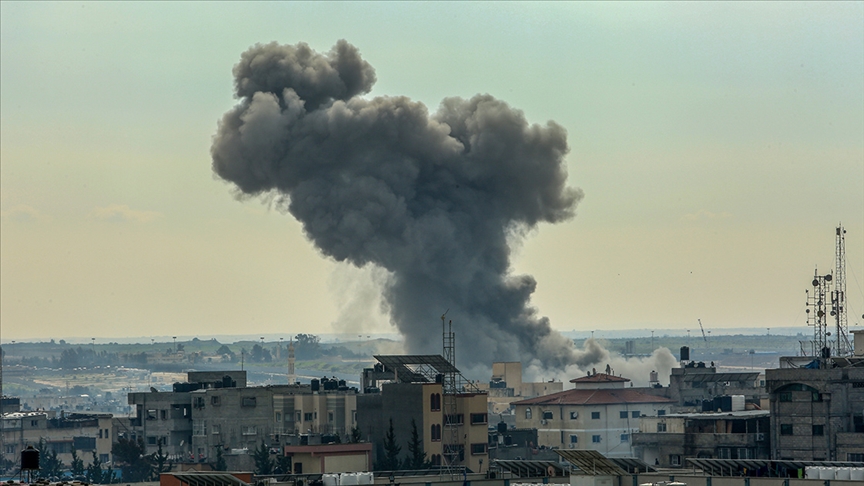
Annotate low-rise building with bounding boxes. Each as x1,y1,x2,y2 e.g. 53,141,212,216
511,372,674,458
632,410,770,467
1,411,113,467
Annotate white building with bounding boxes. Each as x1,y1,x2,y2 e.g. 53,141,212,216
511,372,674,457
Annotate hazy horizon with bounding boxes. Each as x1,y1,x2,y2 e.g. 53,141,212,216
2,3,862,344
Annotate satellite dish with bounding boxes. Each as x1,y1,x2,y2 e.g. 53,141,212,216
825,274,833,282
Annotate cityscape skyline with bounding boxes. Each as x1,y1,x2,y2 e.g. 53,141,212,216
2,2,863,343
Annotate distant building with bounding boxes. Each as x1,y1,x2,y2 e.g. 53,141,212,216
123,370,358,470
511,372,674,457
632,410,771,467
1,411,113,467
358,356,488,472
479,362,563,415
765,330,864,461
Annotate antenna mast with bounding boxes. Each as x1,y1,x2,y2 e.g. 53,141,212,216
807,269,832,364
441,311,460,475
833,224,850,356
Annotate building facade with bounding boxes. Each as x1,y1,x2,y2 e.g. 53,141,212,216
511,372,674,458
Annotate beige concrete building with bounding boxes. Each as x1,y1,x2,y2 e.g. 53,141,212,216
482,362,563,415
1,411,113,467
283,443,372,474
511,372,674,458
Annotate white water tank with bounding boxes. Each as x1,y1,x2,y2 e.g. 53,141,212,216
323,474,340,486
356,472,374,485
835,467,852,480
819,467,835,480
850,467,864,480
730,395,745,411
805,467,819,479
340,473,359,486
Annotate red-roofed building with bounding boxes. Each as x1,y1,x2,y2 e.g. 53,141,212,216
512,373,674,457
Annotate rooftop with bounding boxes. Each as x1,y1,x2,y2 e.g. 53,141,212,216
570,373,630,384
512,388,674,406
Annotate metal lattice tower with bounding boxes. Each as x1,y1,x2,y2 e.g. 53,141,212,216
807,269,832,362
833,225,850,356
441,313,460,475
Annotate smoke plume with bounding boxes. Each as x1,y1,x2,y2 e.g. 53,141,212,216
212,40,585,370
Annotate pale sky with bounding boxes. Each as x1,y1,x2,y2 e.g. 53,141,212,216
1,2,863,343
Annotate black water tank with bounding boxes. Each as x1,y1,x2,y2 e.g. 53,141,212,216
21,445,39,470
497,421,507,434
311,379,320,392
680,346,690,361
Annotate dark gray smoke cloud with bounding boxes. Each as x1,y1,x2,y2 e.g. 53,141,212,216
212,40,584,370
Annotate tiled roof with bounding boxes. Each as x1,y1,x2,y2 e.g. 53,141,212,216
512,388,674,406
569,373,630,383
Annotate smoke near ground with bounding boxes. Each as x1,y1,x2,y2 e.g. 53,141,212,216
524,339,679,387
212,40,587,370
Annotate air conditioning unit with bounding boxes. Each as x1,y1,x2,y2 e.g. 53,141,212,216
755,433,766,442
568,443,575,449
540,419,547,425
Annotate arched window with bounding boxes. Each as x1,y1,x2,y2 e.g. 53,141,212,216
430,393,441,411
525,408,532,419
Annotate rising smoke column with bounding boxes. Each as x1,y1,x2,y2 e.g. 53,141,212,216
211,40,584,370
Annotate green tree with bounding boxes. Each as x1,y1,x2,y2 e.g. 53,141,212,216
405,419,429,470
112,437,152,482
70,446,86,477
86,450,108,484
275,455,292,475
253,440,273,475
350,426,362,444
36,439,64,478
375,418,401,471
213,446,227,472
152,438,169,478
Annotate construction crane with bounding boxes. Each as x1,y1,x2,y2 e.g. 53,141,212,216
698,319,708,344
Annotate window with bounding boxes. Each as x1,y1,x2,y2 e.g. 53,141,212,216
430,424,441,441
525,408,532,419
848,453,864,462
242,397,257,407
193,397,205,409
147,409,157,420
619,411,628,419
275,412,281,422
193,420,207,436
304,412,314,421
780,424,793,435
812,425,824,436
812,392,823,402
243,426,257,436
470,413,487,425
148,436,157,445
658,410,666,416
569,411,578,419
212,424,221,435
657,422,667,432
445,414,464,425
161,410,167,420
632,411,640,418
620,434,629,442
211,396,221,406
430,393,441,411
591,412,600,420
779,392,792,402
670,455,681,466
4,445,15,454
100,454,109,463
99,429,103,439
592,435,601,443
542,411,554,420
31,420,39,427
569,435,578,444
471,443,487,455
328,412,334,422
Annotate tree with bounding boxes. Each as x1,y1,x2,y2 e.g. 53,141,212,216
87,449,113,484
153,438,169,478
375,418,401,471
112,437,152,482
405,419,429,470
275,455,292,475
350,426,362,444
70,446,86,478
253,440,273,475
213,446,227,472
36,439,64,478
